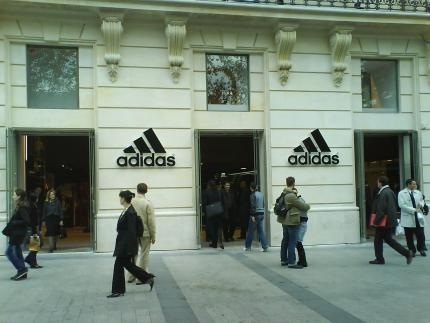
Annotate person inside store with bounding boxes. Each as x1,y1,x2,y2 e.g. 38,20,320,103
42,189,63,253
244,183,268,252
127,183,156,284
203,180,224,249
221,181,236,242
107,190,155,298
238,180,251,239
2,189,31,281
369,176,413,265
398,179,427,257
24,186,44,268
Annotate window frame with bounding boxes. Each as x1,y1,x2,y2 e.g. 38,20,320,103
205,53,251,112
26,44,80,110
360,58,400,113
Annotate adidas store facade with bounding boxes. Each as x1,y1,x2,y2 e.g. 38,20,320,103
1,1,430,253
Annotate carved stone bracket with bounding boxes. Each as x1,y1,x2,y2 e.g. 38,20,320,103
101,15,123,82
165,19,187,83
275,24,297,86
329,27,353,87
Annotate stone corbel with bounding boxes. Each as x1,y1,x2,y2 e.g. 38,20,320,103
275,24,297,86
100,14,124,82
165,18,187,83
329,27,353,87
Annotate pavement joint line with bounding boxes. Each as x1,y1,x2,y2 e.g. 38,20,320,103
228,251,365,323
152,255,200,323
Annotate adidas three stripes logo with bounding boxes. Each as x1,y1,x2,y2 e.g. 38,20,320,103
124,128,166,154
293,129,331,153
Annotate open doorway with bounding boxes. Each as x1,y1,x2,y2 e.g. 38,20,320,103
7,130,95,252
196,131,263,247
355,132,418,240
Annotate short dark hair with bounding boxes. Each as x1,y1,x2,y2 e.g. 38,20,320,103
405,179,415,186
378,176,389,187
119,190,135,203
137,183,148,194
15,188,29,207
250,183,258,191
286,177,295,187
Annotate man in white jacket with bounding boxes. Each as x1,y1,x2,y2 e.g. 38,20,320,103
398,179,427,257
128,183,156,283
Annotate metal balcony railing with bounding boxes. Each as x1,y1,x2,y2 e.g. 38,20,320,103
211,0,430,13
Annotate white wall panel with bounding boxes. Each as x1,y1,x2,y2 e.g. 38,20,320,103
0,85,5,106
96,67,191,89
249,54,264,73
61,22,85,40
98,187,193,210
97,128,192,149
268,53,331,73
419,75,430,94
11,109,94,128
11,86,26,107
0,40,5,62
354,113,414,130
10,65,26,86
98,168,193,189
79,67,93,88
79,88,93,109
121,24,165,47
271,166,354,186
79,47,93,68
400,95,413,113
250,92,264,111
270,91,350,110
19,20,43,37
0,191,6,213
97,88,192,109
270,110,352,129
10,43,26,65
399,60,413,77
250,73,264,92
420,94,430,111
399,76,413,95
97,109,191,128
269,71,349,92
193,111,264,130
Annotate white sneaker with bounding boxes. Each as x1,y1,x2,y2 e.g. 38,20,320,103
244,247,251,252
261,248,268,252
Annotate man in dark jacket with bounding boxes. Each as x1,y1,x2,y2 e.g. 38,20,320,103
369,176,413,265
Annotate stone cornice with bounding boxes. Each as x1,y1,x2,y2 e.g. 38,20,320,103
165,17,187,83
329,26,353,87
275,24,298,86
100,14,124,82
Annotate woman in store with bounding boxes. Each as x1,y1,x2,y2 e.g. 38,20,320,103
107,190,155,298
42,189,63,253
2,189,31,281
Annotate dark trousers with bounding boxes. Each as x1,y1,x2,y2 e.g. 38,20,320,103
374,227,408,261
208,215,223,246
112,256,153,294
223,213,237,241
404,227,427,253
24,251,38,266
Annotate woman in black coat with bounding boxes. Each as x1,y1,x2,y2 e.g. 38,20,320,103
107,190,155,298
42,188,63,253
2,189,30,281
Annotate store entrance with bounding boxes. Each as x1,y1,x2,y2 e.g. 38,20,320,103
355,132,418,240
7,130,95,252
196,132,264,247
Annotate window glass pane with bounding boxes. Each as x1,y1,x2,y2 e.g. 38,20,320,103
27,46,79,109
206,54,249,111
361,60,398,110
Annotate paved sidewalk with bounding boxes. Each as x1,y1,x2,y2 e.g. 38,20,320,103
0,243,429,323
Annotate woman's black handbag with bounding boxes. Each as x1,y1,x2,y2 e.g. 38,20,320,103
205,202,224,218
2,223,11,237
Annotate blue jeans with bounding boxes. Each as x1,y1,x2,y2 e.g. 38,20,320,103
245,213,268,249
297,222,308,242
6,244,27,272
280,225,300,265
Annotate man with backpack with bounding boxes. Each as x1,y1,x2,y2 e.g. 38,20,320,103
276,177,310,269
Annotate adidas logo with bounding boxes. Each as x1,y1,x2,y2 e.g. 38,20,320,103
288,129,339,166
117,128,176,167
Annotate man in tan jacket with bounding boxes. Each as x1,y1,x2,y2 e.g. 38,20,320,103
128,183,156,284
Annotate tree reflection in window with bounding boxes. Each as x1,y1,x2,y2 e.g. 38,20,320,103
27,46,79,109
206,54,249,111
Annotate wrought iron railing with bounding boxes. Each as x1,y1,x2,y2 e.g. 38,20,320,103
211,0,430,12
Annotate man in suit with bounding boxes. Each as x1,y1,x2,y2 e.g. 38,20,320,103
369,176,413,265
398,179,427,257
128,183,156,284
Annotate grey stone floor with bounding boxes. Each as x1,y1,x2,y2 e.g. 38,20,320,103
0,243,429,323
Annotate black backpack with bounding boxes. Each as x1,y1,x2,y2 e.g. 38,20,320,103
274,192,288,218
136,215,144,238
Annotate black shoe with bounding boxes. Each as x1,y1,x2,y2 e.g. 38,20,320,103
369,259,385,265
209,243,217,248
411,251,416,257
287,264,303,269
149,278,154,292
297,261,308,268
406,251,413,265
30,264,43,269
220,244,225,250
13,271,28,281
128,278,136,283
106,293,124,298
49,249,54,253
281,262,288,267
420,251,427,257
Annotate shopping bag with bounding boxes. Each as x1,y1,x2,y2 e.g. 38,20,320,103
29,234,41,252
370,213,387,227
395,220,404,236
